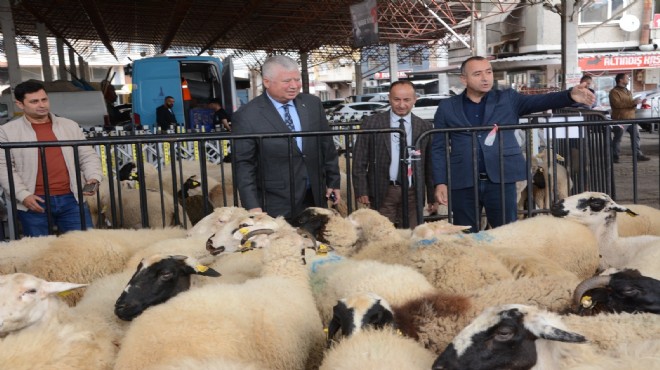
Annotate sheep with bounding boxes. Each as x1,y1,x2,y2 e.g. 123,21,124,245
321,293,436,370
186,206,251,239
291,207,359,255
87,176,190,229
114,254,221,321
570,268,660,315
113,226,326,370
0,273,115,369
177,175,215,225
551,191,660,279
0,235,56,275
432,303,660,370
23,227,186,305
146,357,263,370
617,203,660,237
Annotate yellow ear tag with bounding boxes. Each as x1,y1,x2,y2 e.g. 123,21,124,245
58,290,74,297
192,181,200,187
240,241,252,252
239,228,250,235
318,244,329,255
196,265,209,273
580,295,593,308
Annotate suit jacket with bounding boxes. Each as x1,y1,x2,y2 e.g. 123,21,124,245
352,111,434,209
232,93,341,218
431,88,573,189
156,105,177,131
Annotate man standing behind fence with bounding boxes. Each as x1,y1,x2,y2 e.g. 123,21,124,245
608,73,650,163
0,81,103,237
353,80,436,228
232,55,341,220
431,56,595,232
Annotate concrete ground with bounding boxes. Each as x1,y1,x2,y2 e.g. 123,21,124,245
612,128,659,208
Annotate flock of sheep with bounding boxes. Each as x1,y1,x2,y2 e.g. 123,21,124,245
1,188,659,369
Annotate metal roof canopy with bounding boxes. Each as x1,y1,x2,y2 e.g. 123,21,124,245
2,0,489,64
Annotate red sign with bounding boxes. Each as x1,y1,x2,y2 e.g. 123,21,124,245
653,14,660,29
579,53,660,71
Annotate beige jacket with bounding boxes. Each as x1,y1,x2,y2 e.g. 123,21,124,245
0,114,103,211
609,86,637,120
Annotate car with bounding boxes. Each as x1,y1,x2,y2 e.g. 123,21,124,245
331,102,388,121
322,99,345,112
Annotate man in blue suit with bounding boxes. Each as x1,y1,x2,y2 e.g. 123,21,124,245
431,56,595,232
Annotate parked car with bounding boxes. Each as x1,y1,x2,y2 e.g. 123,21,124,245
322,99,345,112
331,102,388,121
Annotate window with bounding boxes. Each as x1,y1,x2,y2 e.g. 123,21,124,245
579,0,625,24
410,53,423,66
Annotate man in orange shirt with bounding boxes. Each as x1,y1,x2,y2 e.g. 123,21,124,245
0,81,103,236
181,77,192,129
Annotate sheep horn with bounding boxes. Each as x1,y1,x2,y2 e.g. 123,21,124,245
240,228,275,245
206,235,226,256
297,228,335,254
572,275,612,306
297,228,318,245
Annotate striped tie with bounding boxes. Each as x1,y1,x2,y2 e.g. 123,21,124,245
282,104,295,131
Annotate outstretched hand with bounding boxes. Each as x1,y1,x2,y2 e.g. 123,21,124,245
571,82,596,107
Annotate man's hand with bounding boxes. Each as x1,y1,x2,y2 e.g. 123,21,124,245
435,184,448,205
22,194,45,213
426,202,439,215
82,179,100,196
571,82,596,107
357,195,370,206
249,207,263,213
326,188,341,205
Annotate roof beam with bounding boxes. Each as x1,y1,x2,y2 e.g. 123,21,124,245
197,0,264,55
16,1,80,57
160,0,193,53
79,0,117,59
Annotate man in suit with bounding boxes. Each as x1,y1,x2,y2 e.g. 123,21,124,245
352,80,436,228
432,56,595,232
609,73,650,163
232,55,341,220
156,96,177,132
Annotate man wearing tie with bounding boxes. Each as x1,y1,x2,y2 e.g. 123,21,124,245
352,80,436,228
155,96,177,132
232,55,341,220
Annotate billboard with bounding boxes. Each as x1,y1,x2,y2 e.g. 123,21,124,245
350,0,379,48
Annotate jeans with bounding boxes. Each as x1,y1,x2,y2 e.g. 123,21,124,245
611,124,641,158
451,180,517,232
17,193,94,237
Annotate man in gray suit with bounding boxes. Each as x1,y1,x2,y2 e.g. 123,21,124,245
232,55,341,219
352,80,436,228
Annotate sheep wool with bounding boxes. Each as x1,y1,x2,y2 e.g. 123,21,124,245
113,228,325,370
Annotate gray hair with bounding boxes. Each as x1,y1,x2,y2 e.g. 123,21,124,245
262,55,299,79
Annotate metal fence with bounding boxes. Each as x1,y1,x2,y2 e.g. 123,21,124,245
1,114,658,239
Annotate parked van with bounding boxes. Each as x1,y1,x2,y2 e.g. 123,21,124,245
129,55,237,131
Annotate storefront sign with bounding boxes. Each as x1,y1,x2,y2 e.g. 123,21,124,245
579,53,660,71
653,14,660,29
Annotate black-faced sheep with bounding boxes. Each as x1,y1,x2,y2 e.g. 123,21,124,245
113,226,325,370
571,268,660,315
321,293,436,370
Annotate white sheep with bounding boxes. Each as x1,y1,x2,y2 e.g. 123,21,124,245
113,226,326,370
0,273,116,369
186,206,251,239
0,235,56,275
23,227,186,305
320,293,436,370
551,192,660,279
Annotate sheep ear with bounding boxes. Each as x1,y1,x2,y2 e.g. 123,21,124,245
42,282,87,297
195,265,221,277
326,318,341,348
538,327,586,343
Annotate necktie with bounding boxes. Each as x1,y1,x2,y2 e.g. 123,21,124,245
282,104,295,131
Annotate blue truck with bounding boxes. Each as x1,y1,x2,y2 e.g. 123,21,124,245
128,55,237,132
